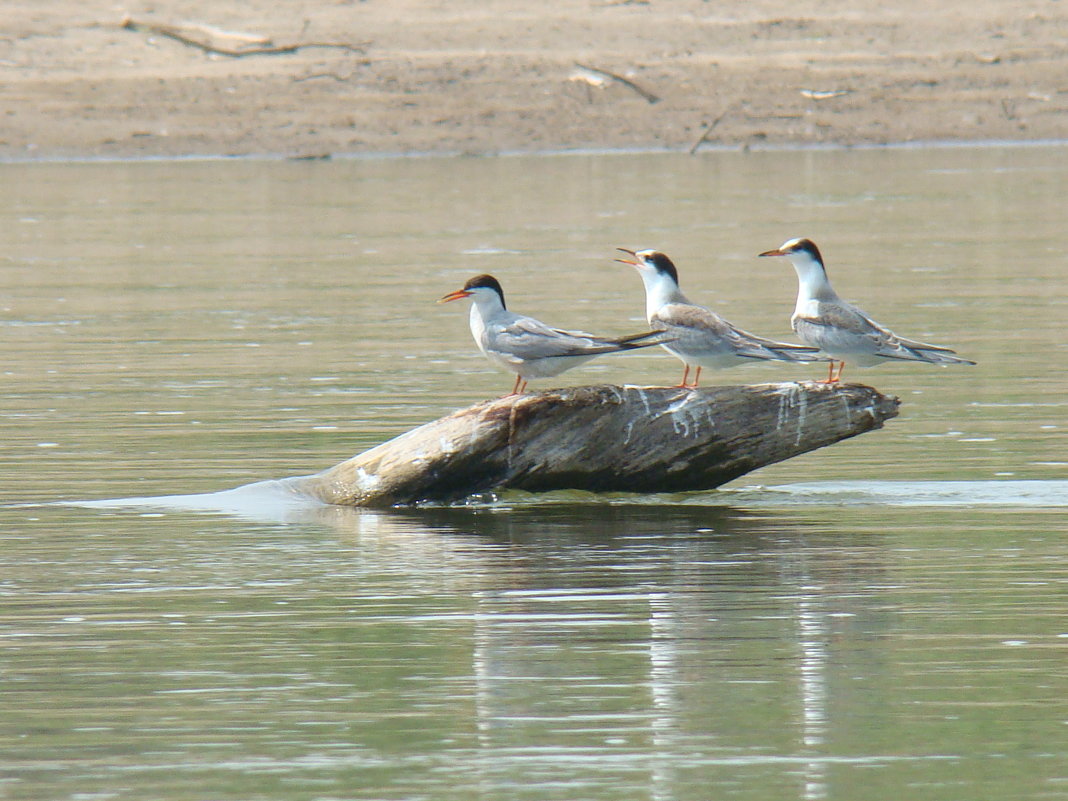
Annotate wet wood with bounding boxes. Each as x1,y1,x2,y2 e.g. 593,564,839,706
289,382,900,507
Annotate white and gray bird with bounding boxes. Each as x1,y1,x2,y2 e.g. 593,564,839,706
758,237,976,382
616,248,824,388
439,273,668,395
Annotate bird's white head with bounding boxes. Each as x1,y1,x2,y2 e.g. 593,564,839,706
438,273,507,310
758,238,825,269
615,247,686,318
758,238,836,301
615,248,680,285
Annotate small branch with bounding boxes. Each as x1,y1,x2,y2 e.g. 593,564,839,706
799,88,853,100
293,72,351,83
688,105,733,155
571,62,661,104
120,16,369,58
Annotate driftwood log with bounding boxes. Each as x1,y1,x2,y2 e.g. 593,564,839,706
288,382,899,507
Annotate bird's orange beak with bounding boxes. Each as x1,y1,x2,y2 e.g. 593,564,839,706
438,288,472,303
758,248,786,258
614,246,638,265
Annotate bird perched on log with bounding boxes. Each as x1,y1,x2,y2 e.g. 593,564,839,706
758,237,976,383
439,273,670,395
616,248,824,388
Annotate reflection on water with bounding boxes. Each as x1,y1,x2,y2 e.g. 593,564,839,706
62,477,1068,526
2,146,1067,800
3,500,1064,800
726,479,1068,507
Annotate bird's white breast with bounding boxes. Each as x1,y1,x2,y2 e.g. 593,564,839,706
469,303,490,356
793,296,822,321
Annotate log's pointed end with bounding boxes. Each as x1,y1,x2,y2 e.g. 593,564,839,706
769,380,901,426
748,380,901,446
852,383,901,428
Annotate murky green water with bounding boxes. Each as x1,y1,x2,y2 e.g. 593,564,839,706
2,147,1066,800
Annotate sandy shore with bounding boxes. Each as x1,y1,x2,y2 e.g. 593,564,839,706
3,1,1067,160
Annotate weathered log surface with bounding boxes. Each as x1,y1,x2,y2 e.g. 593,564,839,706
288,382,900,507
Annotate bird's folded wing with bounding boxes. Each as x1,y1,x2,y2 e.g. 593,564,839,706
549,325,600,340
801,306,966,361
873,333,972,362
659,303,817,359
885,332,961,354
727,327,822,354
830,307,961,360
796,306,883,345
654,303,731,336
490,318,610,361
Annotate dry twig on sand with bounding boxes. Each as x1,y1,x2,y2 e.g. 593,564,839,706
688,105,733,154
570,62,661,104
120,16,369,58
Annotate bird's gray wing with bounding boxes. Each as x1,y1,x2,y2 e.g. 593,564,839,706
654,303,735,339
487,316,627,363
561,327,673,346
659,303,822,361
800,302,973,364
871,327,975,364
797,303,889,351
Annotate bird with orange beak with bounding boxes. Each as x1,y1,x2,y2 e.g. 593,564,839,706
440,273,670,395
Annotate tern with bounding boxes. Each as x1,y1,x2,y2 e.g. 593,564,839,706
439,273,669,395
616,248,824,388
758,237,976,382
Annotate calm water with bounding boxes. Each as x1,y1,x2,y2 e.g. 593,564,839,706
1,147,1066,800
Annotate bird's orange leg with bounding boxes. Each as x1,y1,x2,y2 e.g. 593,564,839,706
676,364,690,388
508,374,523,395
691,366,702,388
822,361,845,384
